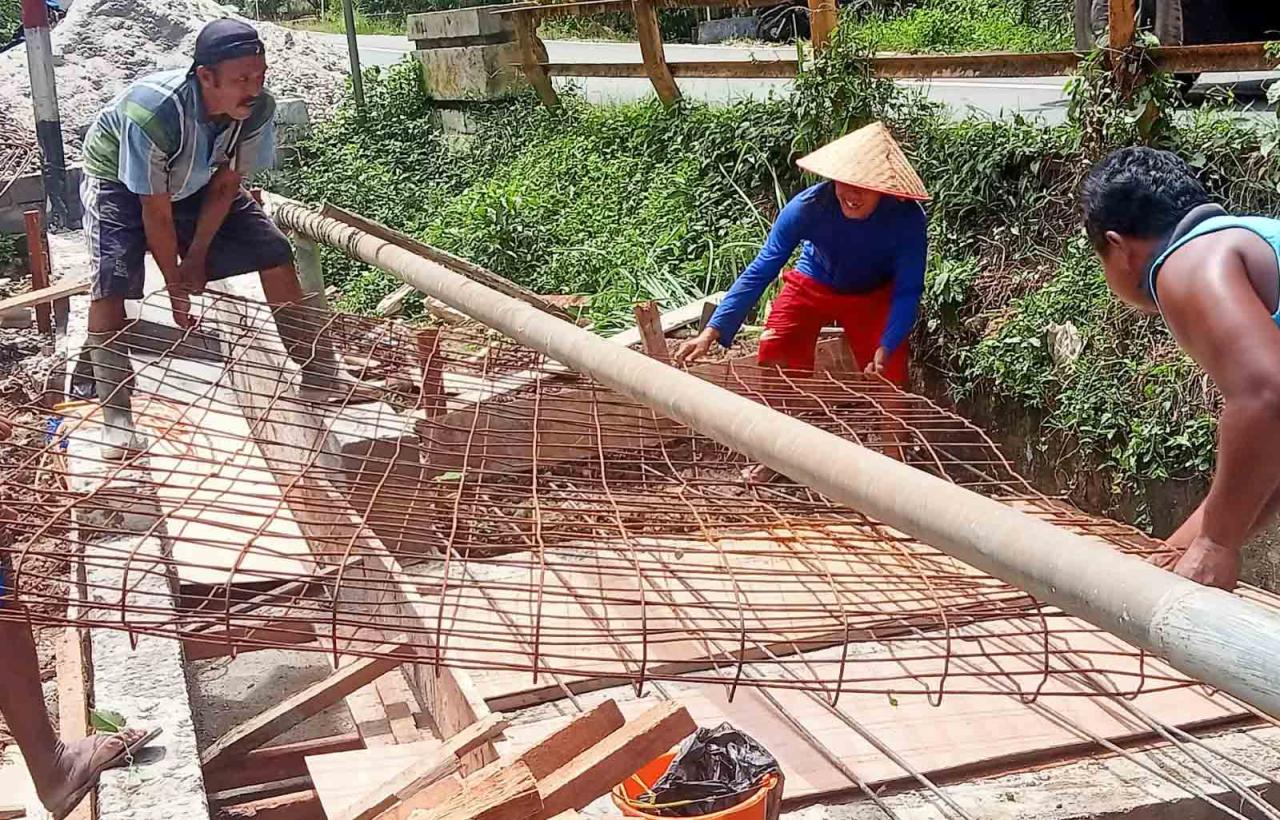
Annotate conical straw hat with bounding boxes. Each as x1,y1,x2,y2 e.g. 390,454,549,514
796,122,930,201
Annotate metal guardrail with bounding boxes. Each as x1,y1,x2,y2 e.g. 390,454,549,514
493,0,1279,107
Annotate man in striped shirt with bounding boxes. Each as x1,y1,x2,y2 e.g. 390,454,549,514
79,18,368,459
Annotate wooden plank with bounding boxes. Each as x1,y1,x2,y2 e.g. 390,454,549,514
496,626,1249,807
327,713,509,820
632,0,680,106
537,701,696,817
208,776,315,808
306,739,443,818
517,700,624,780
319,204,569,321
201,641,412,768
377,283,417,317
221,789,321,820
55,626,95,820
212,285,500,775
23,209,52,334
0,275,90,313
205,733,365,793
631,301,670,363
131,394,318,588
406,762,541,820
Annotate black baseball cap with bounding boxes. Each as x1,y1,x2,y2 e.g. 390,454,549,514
192,18,265,68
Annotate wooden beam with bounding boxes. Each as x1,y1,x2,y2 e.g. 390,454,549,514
537,701,696,817
220,789,321,820
407,762,541,820
55,625,94,820
330,713,510,820
201,641,412,768
1151,41,1280,74
0,275,90,313
204,734,365,793
516,701,624,780
633,0,681,106
318,205,570,321
631,301,670,363
416,328,445,418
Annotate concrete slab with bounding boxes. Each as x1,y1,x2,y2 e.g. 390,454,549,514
408,5,513,46
186,649,358,752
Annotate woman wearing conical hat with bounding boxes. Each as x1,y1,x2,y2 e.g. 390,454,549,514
676,122,929,387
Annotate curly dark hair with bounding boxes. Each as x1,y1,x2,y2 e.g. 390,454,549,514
1080,146,1212,251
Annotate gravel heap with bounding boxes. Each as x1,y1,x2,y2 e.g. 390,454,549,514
0,0,351,155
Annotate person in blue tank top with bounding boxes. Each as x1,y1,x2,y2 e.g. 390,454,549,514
1081,146,1280,590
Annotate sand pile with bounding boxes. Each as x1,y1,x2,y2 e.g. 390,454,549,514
0,0,351,155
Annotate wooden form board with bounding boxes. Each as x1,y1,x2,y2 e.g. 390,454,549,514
306,739,445,818
405,523,1031,710
57,395,317,587
494,623,1249,806
212,289,499,773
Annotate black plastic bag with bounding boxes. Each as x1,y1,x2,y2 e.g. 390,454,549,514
639,723,782,818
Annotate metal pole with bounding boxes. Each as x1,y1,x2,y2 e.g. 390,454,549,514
266,194,1280,720
341,0,365,112
22,0,77,230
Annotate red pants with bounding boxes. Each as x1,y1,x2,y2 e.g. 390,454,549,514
757,270,909,386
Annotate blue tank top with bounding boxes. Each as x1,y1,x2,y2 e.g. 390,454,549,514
1148,215,1280,327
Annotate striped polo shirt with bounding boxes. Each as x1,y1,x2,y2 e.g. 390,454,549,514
81,68,276,201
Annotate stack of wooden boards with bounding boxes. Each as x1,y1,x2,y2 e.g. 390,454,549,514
308,700,696,820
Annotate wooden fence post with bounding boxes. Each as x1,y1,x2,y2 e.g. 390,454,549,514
23,209,52,335
633,0,681,106
1108,0,1137,51
808,0,837,50
513,12,560,108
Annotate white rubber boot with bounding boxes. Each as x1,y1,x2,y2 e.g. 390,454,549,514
87,332,143,460
272,294,380,405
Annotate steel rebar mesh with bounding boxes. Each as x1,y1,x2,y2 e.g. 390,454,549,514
0,288,1247,702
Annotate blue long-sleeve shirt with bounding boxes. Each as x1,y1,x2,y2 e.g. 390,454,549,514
708,182,928,353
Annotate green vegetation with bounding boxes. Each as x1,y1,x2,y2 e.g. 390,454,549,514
844,0,1071,54
0,0,16,37
282,20,1280,495
283,10,405,35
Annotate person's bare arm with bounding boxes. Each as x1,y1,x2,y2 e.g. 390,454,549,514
1157,242,1280,587
178,165,242,294
140,194,191,327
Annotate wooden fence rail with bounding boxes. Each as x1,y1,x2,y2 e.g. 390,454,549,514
493,0,1278,108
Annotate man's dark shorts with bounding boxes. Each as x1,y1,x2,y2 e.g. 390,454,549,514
81,175,294,300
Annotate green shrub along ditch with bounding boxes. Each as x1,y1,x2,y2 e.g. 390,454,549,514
280,19,1280,502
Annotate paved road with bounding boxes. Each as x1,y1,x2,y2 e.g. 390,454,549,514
327,33,1274,122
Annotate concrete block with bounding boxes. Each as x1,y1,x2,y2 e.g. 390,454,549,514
86,536,211,820
438,107,484,136
416,42,525,101
408,5,513,46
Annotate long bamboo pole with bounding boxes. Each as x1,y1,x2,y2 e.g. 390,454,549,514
267,194,1280,719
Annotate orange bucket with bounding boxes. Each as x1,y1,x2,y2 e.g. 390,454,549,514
611,752,780,820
